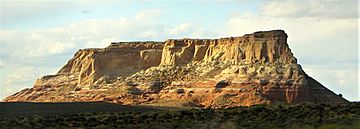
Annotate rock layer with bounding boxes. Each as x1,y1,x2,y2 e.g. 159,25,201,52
161,30,296,65
58,42,163,85
3,30,347,108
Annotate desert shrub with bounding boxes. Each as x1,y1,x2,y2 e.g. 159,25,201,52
125,87,142,94
2,103,360,129
215,80,229,88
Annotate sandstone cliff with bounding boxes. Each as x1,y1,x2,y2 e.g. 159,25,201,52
3,30,347,108
57,42,163,85
161,30,296,65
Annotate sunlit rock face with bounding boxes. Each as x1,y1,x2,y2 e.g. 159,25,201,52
3,30,347,108
57,42,164,85
161,30,296,65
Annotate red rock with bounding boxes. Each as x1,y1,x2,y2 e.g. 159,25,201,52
3,30,347,108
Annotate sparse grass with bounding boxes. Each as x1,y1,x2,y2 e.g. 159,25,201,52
214,94,231,106
141,99,198,108
1,102,359,129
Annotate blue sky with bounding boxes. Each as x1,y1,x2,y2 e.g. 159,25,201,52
2,1,260,30
0,0,359,101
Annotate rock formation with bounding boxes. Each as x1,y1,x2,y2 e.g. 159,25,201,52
57,42,164,85
3,30,347,108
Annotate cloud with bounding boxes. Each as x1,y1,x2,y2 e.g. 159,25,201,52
260,1,357,19
135,9,163,20
0,15,166,60
0,65,58,99
1,29,75,59
225,15,358,62
1,87,20,99
168,23,194,35
223,1,358,63
4,67,37,85
0,59,3,68
166,23,210,38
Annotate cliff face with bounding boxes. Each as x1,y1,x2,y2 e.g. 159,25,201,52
57,42,164,85
3,30,347,108
161,30,296,65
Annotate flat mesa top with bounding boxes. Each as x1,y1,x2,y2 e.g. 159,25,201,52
107,30,287,45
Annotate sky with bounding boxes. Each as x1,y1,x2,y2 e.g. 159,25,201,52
0,0,359,101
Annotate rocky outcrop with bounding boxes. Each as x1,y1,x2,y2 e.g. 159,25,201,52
161,30,296,65
58,42,163,85
3,30,347,108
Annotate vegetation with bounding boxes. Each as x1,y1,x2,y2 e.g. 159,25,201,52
1,102,359,129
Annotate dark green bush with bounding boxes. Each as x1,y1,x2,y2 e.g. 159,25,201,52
1,103,359,129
